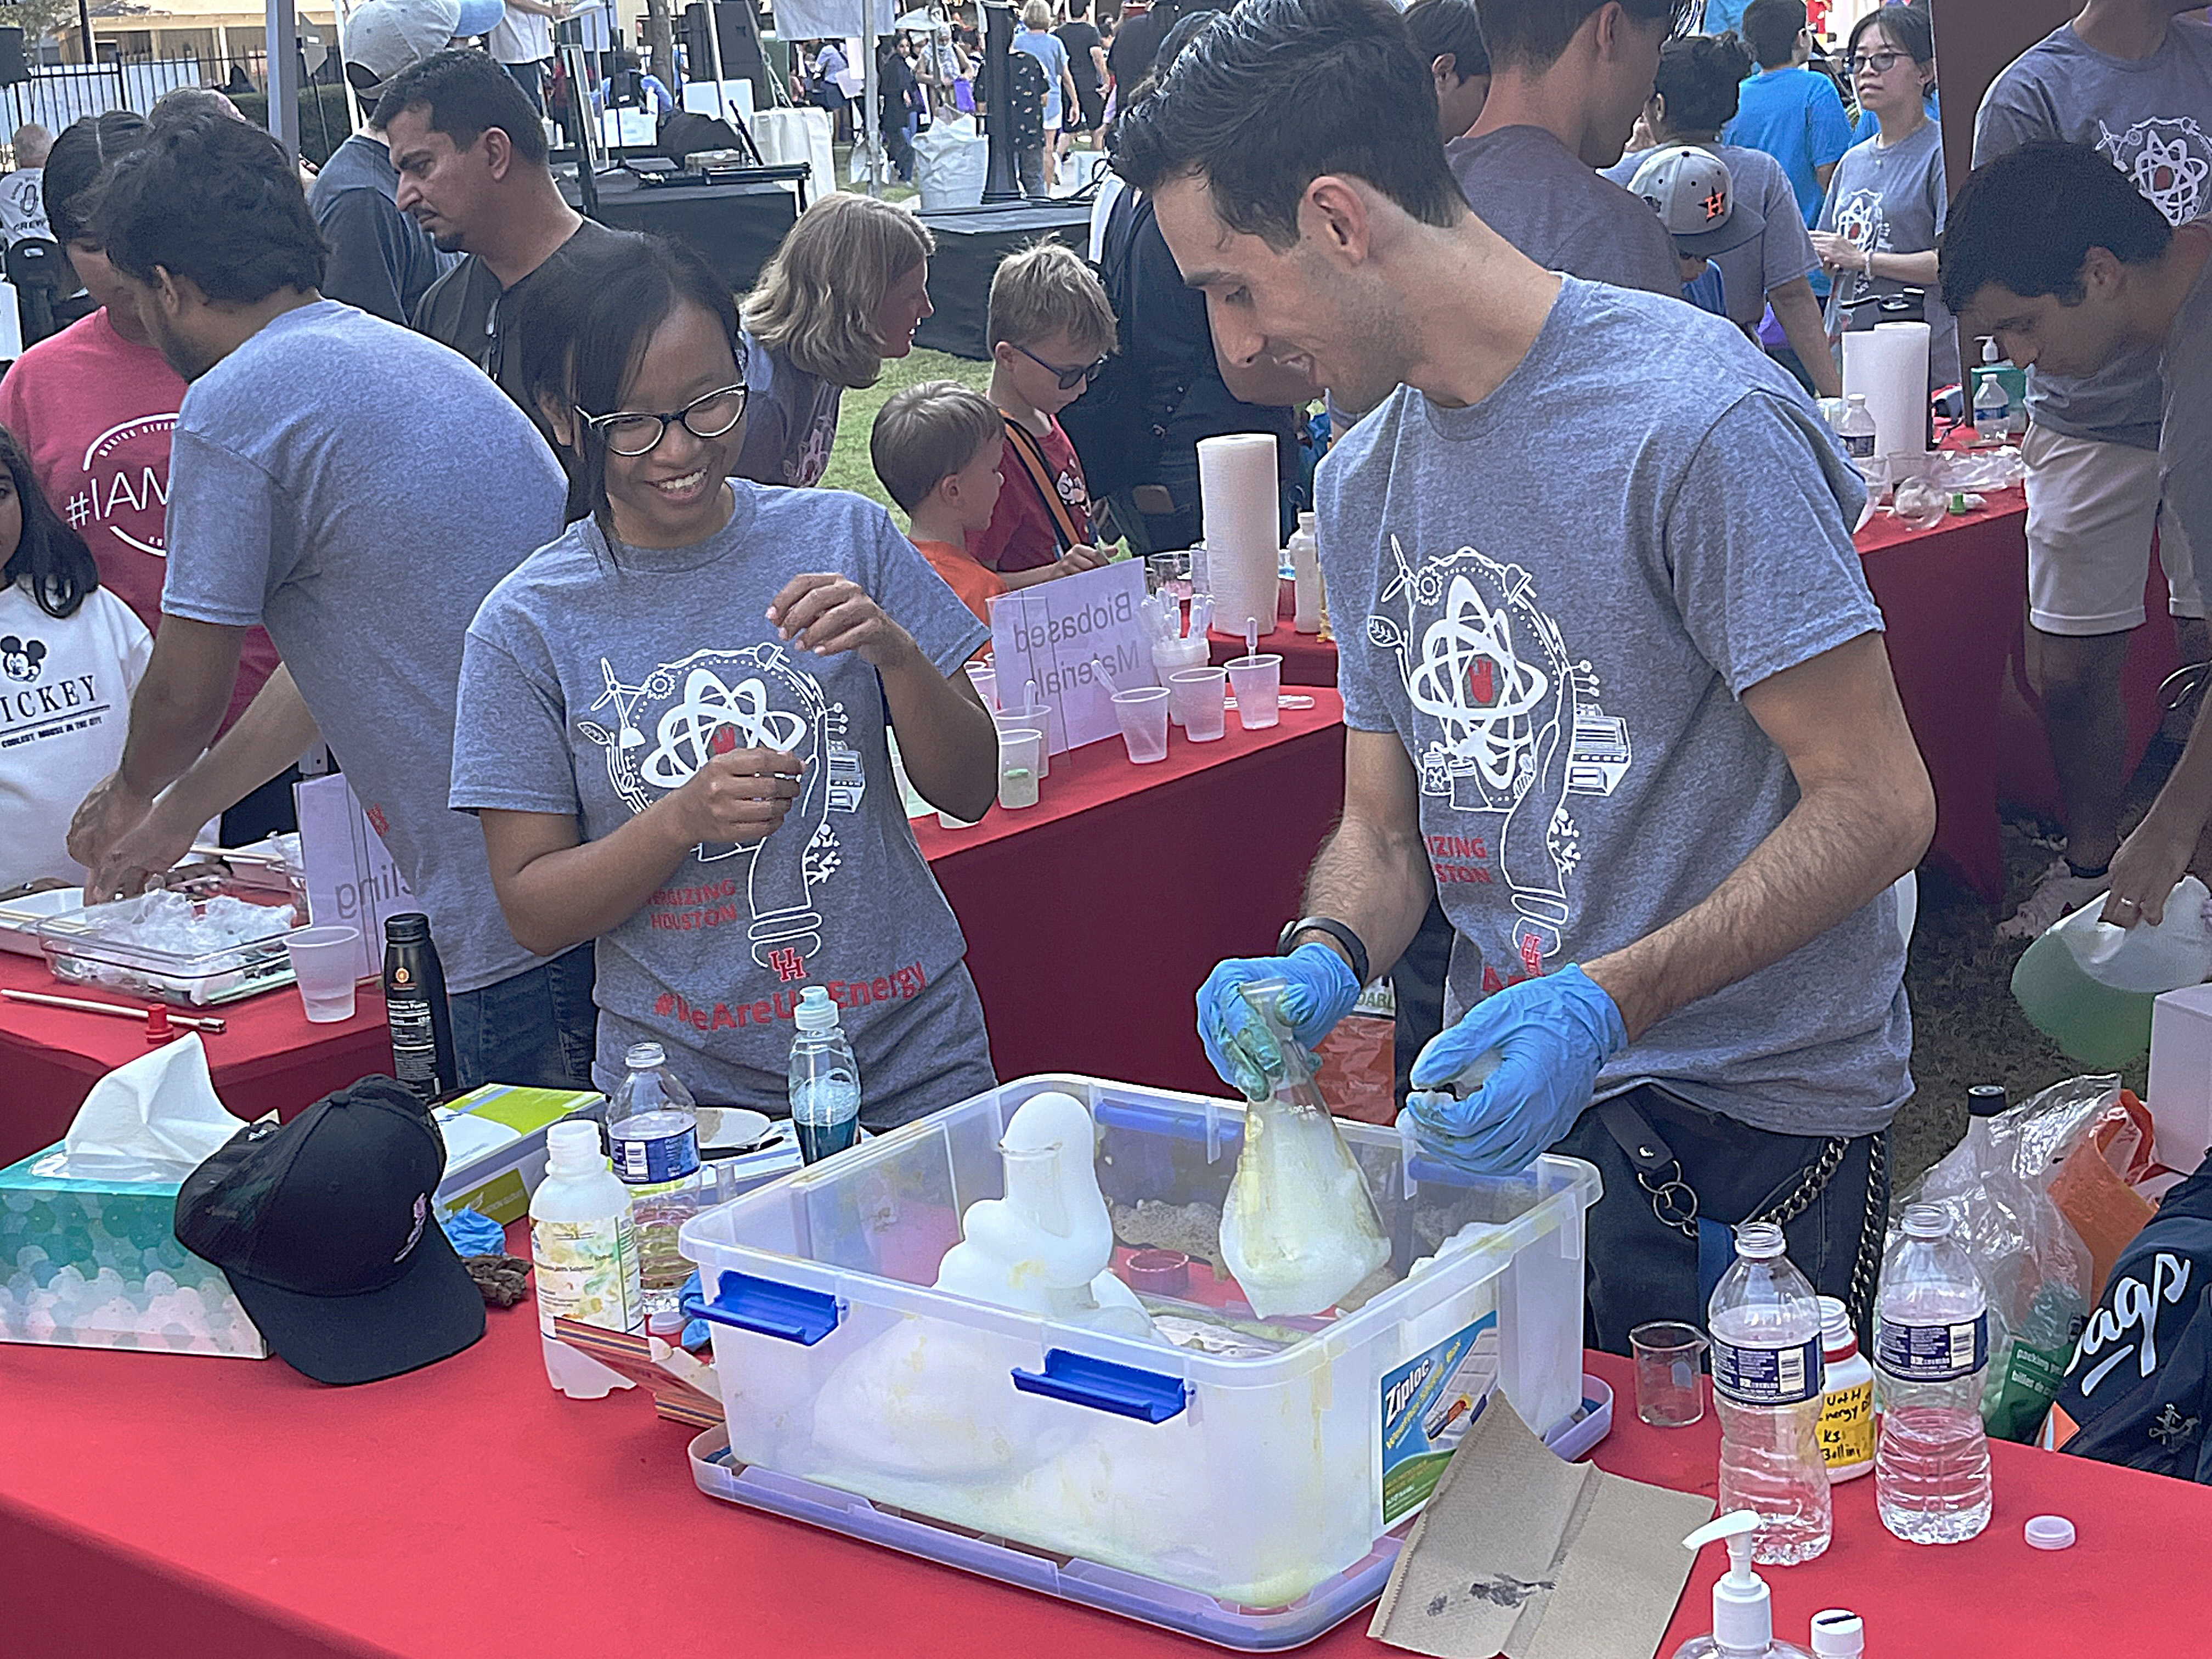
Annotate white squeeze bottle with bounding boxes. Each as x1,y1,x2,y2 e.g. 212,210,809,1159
530,1120,645,1398
1708,1221,1832,1564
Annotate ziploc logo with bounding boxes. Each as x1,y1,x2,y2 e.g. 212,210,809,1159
1386,1358,1436,1422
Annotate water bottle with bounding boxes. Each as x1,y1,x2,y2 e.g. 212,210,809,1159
788,986,861,1163
1874,1204,1994,1543
382,913,456,1102
1708,1221,1832,1564
1973,367,2010,445
606,1042,702,1318
1836,394,1876,463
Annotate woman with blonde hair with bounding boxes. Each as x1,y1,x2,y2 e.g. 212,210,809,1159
735,192,936,488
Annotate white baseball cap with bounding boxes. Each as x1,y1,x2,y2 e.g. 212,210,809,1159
1629,145,1766,259
343,0,463,99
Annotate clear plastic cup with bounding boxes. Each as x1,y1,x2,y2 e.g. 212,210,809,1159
1226,653,1282,730
1150,636,1209,725
1629,1320,1708,1427
284,925,362,1023
997,727,1043,809
1147,550,1192,603
965,662,998,710
1111,686,1171,763
1169,667,1228,742
992,703,1052,778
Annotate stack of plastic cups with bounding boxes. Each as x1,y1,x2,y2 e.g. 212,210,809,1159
1225,654,1282,730
997,727,1043,809
992,701,1053,778
1169,667,1228,742
1152,635,1209,725
1111,686,1170,763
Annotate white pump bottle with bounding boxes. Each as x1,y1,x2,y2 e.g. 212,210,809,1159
1671,1511,1815,1659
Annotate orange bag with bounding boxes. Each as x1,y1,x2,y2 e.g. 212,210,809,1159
2049,1088,2158,1300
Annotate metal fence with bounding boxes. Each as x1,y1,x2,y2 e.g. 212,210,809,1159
1,57,228,134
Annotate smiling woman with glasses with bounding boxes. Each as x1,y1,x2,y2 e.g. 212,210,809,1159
459,230,1004,1131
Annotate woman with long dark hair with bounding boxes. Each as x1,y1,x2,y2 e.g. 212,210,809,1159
454,235,998,1125
0,422,153,891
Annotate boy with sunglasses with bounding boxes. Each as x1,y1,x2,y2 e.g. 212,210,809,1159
972,242,1120,586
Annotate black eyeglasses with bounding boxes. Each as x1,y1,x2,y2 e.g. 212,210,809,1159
578,383,749,457
1014,342,1110,391
1847,49,1905,75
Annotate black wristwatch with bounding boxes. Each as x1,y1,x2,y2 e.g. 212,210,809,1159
1278,916,1369,988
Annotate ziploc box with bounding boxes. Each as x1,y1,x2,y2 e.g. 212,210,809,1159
0,1145,268,1358
434,1083,607,1225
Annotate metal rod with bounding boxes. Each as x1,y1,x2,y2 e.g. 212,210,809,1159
2,988,227,1032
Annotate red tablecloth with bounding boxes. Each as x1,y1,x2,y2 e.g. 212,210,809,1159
0,949,391,1167
1857,487,2176,901
918,691,1346,1096
5,1297,2207,1659
1207,623,1340,687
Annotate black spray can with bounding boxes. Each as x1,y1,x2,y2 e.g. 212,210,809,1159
383,912,457,1102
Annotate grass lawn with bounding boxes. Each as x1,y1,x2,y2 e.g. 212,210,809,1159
819,347,994,514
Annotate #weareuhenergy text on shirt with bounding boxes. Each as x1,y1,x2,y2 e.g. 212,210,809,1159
0,307,281,735
1446,125,1682,297
1818,119,1959,392
0,579,150,888
451,480,996,1124
157,300,569,995
1317,275,1907,1139
1974,18,2212,449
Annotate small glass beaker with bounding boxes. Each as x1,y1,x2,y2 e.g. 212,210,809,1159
1629,1320,1708,1427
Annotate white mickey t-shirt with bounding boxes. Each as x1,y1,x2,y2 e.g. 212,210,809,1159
0,577,151,887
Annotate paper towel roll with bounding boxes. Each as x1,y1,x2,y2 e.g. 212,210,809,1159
1842,321,1930,460
1197,433,1280,640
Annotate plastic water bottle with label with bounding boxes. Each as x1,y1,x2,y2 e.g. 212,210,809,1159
788,986,861,1163
1874,1204,1994,1543
607,1041,703,1318
1837,394,1876,463
1708,1221,1832,1564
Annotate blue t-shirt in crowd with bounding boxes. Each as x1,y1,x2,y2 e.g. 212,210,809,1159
452,482,996,1122
1726,66,1857,227
1702,0,1748,37
1013,27,1070,127
160,301,569,995
1315,275,1905,1138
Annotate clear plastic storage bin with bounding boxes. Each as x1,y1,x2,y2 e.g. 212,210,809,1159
36,873,303,1007
679,1075,1598,1609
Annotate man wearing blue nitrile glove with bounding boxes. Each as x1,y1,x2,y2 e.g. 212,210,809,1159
1122,0,1937,1354
1198,940,1364,1101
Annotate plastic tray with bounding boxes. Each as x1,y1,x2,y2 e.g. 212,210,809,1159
36,872,303,1007
0,887,82,957
687,1376,1612,1651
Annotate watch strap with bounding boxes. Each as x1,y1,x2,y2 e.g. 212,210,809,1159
1278,916,1369,988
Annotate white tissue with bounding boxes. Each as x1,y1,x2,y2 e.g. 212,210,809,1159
55,1036,250,1181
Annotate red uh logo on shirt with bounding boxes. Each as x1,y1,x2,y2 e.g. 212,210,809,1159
767,946,807,983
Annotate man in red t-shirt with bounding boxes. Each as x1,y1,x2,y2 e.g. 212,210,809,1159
0,125,295,839
970,241,1119,585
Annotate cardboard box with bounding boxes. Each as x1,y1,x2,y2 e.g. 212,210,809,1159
434,1083,606,1225
0,1147,268,1358
2148,985,2212,1171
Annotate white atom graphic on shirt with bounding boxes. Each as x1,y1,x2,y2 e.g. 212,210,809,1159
1833,188,1886,254
2097,117,2212,225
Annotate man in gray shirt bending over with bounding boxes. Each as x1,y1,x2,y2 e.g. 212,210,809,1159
1444,0,1681,296
1945,142,2212,942
1119,0,1933,1349
66,112,592,1092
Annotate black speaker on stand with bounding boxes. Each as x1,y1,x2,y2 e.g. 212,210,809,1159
0,27,27,88
979,1,1019,204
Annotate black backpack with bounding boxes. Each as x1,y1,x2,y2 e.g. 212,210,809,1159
2055,1151,2212,1483
1057,189,1192,502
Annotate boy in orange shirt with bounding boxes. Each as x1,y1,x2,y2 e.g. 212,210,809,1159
871,380,1013,628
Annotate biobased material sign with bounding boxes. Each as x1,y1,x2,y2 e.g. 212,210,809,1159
988,558,1153,753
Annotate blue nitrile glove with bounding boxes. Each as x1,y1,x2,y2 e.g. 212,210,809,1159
1197,941,1362,1101
1404,965,1627,1175
679,1268,712,1350
438,1206,507,1259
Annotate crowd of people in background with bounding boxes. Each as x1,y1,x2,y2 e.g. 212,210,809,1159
0,0,2208,1325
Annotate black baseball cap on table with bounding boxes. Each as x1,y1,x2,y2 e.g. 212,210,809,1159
174,1076,484,1386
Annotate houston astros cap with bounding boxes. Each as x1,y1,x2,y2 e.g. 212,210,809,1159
1629,144,1766,260
174,1076,483,1386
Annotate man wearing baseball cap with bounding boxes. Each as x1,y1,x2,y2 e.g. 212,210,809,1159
1629,144,1767,314
309,0,461,322
176,1078,486,1385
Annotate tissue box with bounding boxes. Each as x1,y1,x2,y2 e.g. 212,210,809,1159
0,1144,268,1358
434,1083,606,1225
